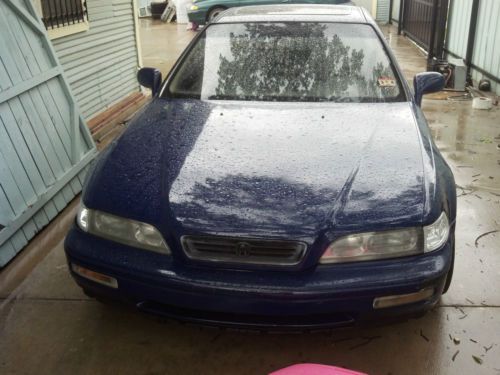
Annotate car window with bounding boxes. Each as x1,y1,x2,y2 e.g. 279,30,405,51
165,22,406,102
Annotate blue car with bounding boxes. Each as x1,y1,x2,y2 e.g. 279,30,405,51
65,5,456,330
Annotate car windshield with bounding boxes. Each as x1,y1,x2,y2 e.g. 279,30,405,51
165,22,406,102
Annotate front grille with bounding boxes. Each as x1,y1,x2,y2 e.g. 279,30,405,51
181,236,307,266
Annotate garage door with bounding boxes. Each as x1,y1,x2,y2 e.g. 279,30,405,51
0,0,96,267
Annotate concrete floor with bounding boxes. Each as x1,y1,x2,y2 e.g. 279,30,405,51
1,20,500,375
139,19,195,76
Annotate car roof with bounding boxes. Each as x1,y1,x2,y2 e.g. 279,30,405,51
215,4,372,24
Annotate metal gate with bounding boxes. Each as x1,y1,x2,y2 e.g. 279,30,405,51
0,0,97,267
401,0,449,61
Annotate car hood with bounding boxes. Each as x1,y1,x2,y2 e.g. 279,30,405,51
84,99,427,243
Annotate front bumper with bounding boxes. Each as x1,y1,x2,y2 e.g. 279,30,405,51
65,226,452,330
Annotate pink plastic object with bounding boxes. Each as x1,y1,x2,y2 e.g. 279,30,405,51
270,363,368,375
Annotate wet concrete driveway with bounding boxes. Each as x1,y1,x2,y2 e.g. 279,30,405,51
1,21,499,375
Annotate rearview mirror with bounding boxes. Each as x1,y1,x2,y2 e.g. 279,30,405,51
137,67,162,96
413,72,445,106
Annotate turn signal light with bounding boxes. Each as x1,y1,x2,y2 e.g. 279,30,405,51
373,288,434,309
71,263,118,289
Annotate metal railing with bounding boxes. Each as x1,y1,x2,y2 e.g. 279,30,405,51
41,0,88,29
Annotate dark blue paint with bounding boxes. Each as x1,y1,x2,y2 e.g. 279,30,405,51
414,72,446,106
66,226,452,329
65,8,456,328
137,67,162,96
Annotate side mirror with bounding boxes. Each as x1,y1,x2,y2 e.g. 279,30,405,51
413,72,445,106
137,67,162,96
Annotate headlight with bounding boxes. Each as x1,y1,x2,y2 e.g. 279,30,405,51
76,203,170,254
423,212,449,252
190,5,199,10
319,228,421,264
319,212,450,264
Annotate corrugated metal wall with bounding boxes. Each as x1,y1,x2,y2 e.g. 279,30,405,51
51,0,141,120
352,0,374,17
0,0,96,267
376,0,391,23
446,0,500,94
471,0,500,94
446,0,472,59
352,0,392,23
392,0,401,22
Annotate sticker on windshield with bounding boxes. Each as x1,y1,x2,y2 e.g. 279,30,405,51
377,77,396,87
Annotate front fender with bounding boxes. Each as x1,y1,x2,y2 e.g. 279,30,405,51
413,104,456,225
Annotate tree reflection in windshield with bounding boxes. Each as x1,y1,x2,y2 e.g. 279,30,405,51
167,22,404,102
212,23,400,102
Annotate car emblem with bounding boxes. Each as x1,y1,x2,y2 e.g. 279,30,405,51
235,242,251,257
